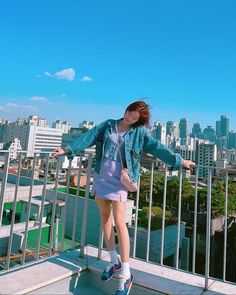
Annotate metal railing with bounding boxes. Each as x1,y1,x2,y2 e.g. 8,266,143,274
0,149,236,291
0,150,93,272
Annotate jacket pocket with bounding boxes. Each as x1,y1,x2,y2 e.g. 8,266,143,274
131,149,141,169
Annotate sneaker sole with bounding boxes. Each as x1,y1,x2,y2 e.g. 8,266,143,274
127,277,134,295
101,268,122,282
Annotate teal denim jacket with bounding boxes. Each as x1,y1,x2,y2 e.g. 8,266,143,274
65,118,183,182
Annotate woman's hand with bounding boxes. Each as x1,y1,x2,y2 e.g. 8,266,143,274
182,159,196,170
52,147,66,157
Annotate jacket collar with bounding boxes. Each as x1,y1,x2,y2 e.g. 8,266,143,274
107,118,135,134
116,118,135,134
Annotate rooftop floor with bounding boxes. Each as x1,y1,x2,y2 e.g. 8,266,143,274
0,246,236,295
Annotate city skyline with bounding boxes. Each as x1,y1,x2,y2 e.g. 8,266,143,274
0,1,236,129
1,113,235,135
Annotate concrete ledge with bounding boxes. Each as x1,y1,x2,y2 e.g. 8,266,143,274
0,248,93,295
1,246,236,295
89,247,236,295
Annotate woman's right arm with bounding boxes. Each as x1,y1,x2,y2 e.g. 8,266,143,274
53,120,108,159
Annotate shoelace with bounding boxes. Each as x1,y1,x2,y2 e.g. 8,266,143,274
118,274,127,291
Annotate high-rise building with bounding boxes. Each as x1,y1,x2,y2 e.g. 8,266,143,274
152,121,166,144
203,126,217,143
27,126,62,156
52,120,71,134
216,120,221,139
79,121,95,130
191,123,202,138
16,118,28,126
179,118,188,143
4,124,62,156
220,115,229,138
228,131,236,149
198,143,217,178
28,115,50,128
167,121,179,138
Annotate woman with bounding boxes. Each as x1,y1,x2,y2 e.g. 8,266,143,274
53,100,195,295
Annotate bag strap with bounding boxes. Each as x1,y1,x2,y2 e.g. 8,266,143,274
115,122,125,170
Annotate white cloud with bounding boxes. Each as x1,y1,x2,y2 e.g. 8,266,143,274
30,96,48,102
80,75,93,82
5,103,19,108
4,103,35,110
44,68,76,81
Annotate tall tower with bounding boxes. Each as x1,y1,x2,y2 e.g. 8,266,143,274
179,118,188,144
220,115,229,138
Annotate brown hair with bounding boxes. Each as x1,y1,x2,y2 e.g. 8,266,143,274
125,100,150,128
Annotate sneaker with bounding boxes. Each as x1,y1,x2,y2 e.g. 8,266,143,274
101,259,122,281
116,274,134,295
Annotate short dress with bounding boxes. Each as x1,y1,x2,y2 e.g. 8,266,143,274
92,131,128,202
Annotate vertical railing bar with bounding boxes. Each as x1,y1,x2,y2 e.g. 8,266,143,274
205,167,212,290
72,155,83,248
60,159,72,251
223,171,229,282
146,161,154,262
6,153,22,270
0,152,10,227
192,166,199,274
175,167,183,270
132,175,141,258
21,153,37,265
160,165,168,265
35,153,50,260
97,223,104,260
80,154,93,258
48,158,60,256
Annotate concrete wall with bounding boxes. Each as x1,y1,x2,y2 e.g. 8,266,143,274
0,173,54,203
129,223,186,264
45,190,134,246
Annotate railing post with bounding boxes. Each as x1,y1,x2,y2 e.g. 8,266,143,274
223,171,229,282
80,154,93,258
175,167,183,270
160,166,168,265
21,154,37,265
97,223,104,260
0,152,10,227
48,158,60,256
71,155,83,248
60,159,72,251
132,175,141,258
192,166,199,274
146,161,154,262
205,167,212,290
36,153,49,260
6,153,22,270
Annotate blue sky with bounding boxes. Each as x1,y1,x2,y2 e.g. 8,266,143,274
0,0,236,131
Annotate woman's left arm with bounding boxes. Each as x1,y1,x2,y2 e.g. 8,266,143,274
142,130,195,170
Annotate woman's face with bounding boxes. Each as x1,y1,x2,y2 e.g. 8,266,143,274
123,110,140,126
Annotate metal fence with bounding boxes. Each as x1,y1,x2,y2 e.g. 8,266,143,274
0,150,236,291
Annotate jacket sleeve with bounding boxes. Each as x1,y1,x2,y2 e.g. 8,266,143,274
64,120,108,160
142,130,183,170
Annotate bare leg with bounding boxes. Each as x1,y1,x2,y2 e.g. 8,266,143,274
96,198,116,251
112,200,130,262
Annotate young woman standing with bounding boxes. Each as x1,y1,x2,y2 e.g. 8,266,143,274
54,101,195,295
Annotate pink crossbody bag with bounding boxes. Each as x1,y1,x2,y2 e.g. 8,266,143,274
115,124,138,192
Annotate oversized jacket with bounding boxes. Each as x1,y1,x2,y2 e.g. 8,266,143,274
65,118,183,182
